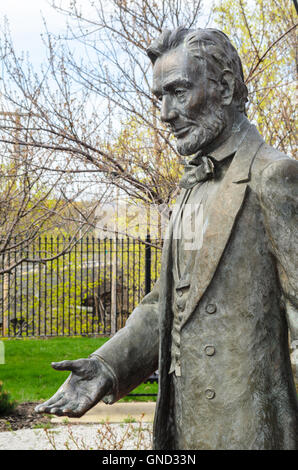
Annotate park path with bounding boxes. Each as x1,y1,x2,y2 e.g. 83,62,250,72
0,423,153,450
0,402,155,450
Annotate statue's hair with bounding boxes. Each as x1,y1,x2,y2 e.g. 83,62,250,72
147,27,248,113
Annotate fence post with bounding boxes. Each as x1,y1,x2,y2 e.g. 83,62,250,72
2,271,9,336
111,238,117,335
145,234,151,295
1,251,10,337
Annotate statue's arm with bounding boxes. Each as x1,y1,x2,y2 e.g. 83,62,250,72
90,280,160,403
260,158,298,341
35,280,160,417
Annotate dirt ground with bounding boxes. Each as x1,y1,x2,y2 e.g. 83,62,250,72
0,402,53,432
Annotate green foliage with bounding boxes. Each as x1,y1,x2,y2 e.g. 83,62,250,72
122,416,137,423
106,116,181,204
214,0,296,157
0,336,108,402
0,381,16,416
0,337,157,402
1,236,161,338
119,382,158,403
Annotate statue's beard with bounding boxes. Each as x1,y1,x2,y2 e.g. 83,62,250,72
176,105,226,156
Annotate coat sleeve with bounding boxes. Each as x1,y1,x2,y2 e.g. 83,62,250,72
259,158,298,347
90,279,160,403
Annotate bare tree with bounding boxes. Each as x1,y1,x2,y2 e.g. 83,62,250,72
0,0,295,336
215,0,297,157
0,106,112,267
0,0,295,261
0,1,205,210
0,110,110,334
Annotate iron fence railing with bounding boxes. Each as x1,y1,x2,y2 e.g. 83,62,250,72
0,236,161,338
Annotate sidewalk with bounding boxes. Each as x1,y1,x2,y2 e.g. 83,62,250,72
51,401,156,424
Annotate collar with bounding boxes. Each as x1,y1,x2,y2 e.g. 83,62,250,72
188,115,251,166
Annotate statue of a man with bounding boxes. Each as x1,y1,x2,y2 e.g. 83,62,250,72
36,28,298,450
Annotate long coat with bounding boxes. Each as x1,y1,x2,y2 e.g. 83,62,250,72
97,123,298,450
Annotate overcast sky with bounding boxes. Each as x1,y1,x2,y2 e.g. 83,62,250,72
0,0,215,68
0,0,71,66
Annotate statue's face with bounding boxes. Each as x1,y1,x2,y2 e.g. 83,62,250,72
152,45,226,156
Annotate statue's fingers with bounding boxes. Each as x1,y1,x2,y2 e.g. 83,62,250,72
37,398,67,415
62,397,92,417
52,359,87,374
35,403,46,414
35,392,64,413
51,360,77,372
49,406,66,416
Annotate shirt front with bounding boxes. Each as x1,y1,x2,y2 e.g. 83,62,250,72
169,116,250,376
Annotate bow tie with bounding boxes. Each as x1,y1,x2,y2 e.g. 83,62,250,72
179,156,215,189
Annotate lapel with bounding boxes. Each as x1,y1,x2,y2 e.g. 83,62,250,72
180,124,265,329
158,188,187,298
160,187,188,263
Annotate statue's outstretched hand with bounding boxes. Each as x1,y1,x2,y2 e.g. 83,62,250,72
35,357,113,417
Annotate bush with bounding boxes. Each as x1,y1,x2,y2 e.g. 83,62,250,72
0,381,16,416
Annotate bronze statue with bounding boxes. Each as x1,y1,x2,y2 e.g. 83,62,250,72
36,28,298,450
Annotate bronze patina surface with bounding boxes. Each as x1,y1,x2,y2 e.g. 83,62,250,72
36,28,298,450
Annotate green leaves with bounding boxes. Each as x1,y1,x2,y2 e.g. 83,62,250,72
0,381,16,416
214,0,296,157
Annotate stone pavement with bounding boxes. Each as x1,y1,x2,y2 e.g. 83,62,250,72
51,401,156,424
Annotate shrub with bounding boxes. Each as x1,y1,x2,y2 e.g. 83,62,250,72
0,381,16,416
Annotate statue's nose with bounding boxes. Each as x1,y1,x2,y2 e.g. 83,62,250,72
160,97,178,123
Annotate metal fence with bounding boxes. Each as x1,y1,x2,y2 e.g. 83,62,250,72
0,236,161,338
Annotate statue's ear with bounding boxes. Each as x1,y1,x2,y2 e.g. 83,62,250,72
220,69,235,106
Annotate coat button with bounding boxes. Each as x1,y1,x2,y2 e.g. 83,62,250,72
205,388,216,400
206,303,217,314
176,296,186,311
204,345,215,356
178,313,184,322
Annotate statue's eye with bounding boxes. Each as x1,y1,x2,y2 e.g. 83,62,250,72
175,89,185,97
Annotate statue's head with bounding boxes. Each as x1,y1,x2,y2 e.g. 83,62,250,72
147,28,248,156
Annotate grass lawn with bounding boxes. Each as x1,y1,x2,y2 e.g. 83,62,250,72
0,336,157,404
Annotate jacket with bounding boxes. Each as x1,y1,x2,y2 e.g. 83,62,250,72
95,122,298,449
